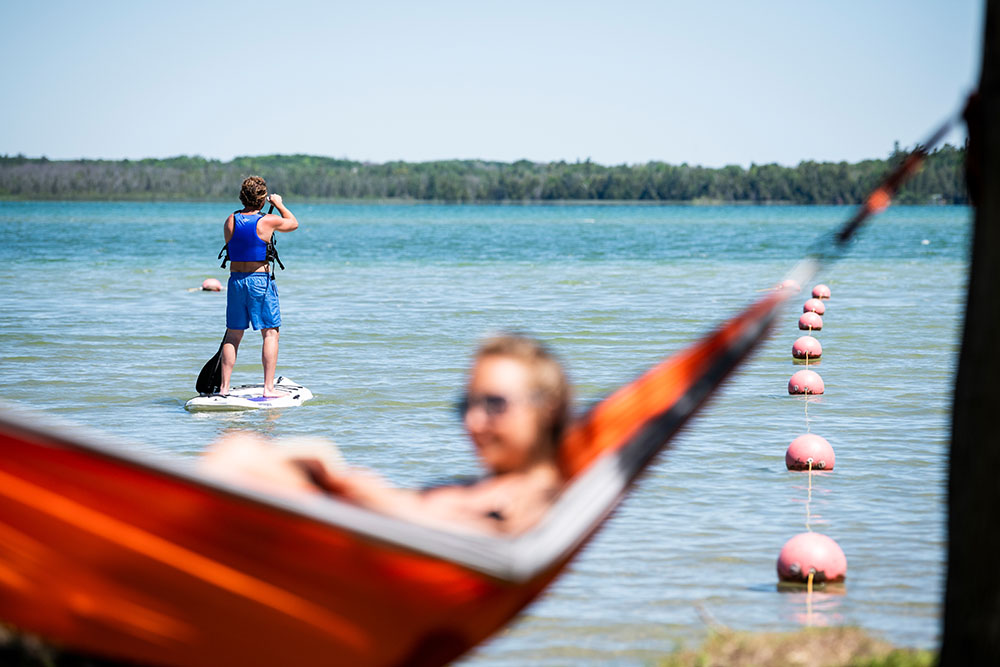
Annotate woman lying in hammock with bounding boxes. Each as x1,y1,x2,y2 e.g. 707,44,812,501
201,334,571,535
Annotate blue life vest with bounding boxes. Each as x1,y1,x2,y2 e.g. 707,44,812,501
227,213,268,262
218,211,285,275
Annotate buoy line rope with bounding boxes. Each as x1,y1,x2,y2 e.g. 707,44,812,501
803,392,812,433
805,459,816,624
805,458,814,533
802,341,815,432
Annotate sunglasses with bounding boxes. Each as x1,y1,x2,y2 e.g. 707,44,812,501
456,393,513,417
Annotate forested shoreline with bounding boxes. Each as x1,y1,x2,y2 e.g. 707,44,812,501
0,144,967,204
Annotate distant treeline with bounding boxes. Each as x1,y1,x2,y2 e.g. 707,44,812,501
0,144,967,204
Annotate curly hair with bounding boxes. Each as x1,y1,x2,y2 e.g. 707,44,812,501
239,175,268,209
474,333,571,447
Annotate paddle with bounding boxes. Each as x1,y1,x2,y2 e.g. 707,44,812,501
195,332,228,396
195,202,275,396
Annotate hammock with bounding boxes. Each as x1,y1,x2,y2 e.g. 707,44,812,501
0,120,951,666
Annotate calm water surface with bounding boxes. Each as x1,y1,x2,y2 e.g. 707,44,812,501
0,202,970,663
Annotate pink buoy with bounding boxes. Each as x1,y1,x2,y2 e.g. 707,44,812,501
798,312,823,331
803,298,826,316
785,433,835,470
812,284,831,300
792,335,822,361
788,369,824,395
777,532,847,583
201,278,223,292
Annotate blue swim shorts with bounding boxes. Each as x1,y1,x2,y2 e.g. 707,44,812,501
226,272,281,330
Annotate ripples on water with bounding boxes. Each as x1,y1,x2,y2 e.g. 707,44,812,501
0,202,969,662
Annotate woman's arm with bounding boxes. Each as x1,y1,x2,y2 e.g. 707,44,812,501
199,433,550,535
200,433,427,516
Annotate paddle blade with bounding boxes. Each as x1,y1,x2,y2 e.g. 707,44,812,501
195,347,223,395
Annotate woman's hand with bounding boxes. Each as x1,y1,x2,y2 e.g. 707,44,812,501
200,432,344,496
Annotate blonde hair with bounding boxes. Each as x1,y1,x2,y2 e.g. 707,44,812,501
474,334,571,446
239,175,268,209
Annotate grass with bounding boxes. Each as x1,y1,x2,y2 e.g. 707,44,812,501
659,627,935,667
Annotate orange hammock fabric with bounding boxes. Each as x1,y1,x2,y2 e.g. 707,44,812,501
0,127,945,666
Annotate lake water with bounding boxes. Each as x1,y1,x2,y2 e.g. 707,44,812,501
0,201,970,663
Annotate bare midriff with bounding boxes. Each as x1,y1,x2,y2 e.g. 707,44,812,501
229,260,270,273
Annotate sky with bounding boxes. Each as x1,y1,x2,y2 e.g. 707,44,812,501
1,0,983,167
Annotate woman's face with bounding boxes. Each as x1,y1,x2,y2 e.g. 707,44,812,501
463,355,550,474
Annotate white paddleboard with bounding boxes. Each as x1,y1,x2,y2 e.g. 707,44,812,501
184,376,313,412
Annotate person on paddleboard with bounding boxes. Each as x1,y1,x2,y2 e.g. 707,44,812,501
202,334,569,534
219,176,298,397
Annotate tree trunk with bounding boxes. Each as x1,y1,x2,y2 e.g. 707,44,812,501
941,2,1000,664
